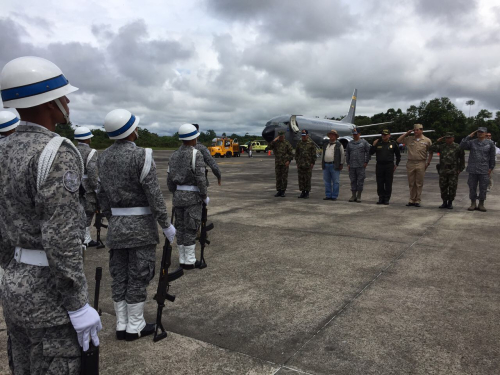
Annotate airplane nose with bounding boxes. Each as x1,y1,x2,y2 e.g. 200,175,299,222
262,125,277,143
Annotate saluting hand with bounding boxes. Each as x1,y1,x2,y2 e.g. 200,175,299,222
437,137,444,142
373,139,379,146
469,130,478,138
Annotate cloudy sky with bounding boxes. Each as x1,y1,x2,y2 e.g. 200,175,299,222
1,0,499,135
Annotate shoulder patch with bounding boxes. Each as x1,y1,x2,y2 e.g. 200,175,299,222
63,170,81,192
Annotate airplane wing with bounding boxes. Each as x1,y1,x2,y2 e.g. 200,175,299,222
355,122,393,128
360,130,435,139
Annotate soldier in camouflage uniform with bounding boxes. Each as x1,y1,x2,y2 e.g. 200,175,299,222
167,123,208,269
346,128,371,203
460,127,496,212
0,56,101,374
75,126,99,247
295,129,317,198
193,124,222,187
430,132,465,209
98,108,176,341
269,130,294,197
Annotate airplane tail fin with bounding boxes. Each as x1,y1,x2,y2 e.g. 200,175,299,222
340,89,357,124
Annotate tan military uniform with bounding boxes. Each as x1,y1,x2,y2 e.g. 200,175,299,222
401,135,432,203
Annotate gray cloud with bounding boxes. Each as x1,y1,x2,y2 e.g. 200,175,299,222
414,0,477,23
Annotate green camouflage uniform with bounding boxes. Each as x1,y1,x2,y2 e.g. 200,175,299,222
430,142,465,201
295,139,317,191
269,139,294,191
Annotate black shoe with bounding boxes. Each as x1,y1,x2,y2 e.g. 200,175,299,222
414,203,421,207
298,191,305,198
125,323,156,341
447,200,453,209
323,197,331,200
331,198,337,201
116,330,126,340
280,190,286,197
377,199,383,204
383,200,389,205
304,191,309,199
275,191,282,197
183,261,199,270
439,201,448,209
85,240,99,248
406,202,415,206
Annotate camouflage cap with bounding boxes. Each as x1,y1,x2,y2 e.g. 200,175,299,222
382,129,390,135
327,129,338,136
477,127,487,132
301,129,308,135
352,128,359,135
445,132,454,138
414,123,423,129
278,130,285,135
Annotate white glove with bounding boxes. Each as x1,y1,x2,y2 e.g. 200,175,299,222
163,224,176,243
68,303,102,352
203,197,210,206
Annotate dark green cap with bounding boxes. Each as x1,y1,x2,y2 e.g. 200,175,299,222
445,132,454,138
382,129,390,135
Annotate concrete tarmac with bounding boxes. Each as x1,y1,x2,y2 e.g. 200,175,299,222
1,150,499,374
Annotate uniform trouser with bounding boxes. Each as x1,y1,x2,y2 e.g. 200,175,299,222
298,167,312,191
468,173,489,200
439,172,459,201
85,210,95,227
406,160,426,203
349,167,366,192
376,163,394,201
275,164,289,191
109,244,156,304
175,204,202,246
6,319,80,375
323,164,340,198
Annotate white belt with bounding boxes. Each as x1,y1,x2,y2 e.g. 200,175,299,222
111,207,152,216
177,185,200,192
14,247,49,267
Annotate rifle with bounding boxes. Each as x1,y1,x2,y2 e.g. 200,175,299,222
153,238,184,342
81,267,102,375
198,203,214,269
93,200,108,249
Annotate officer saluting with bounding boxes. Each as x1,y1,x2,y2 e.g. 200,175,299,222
75,126,99,247
0,56,101,373
98,109,176,341
167,124,208,269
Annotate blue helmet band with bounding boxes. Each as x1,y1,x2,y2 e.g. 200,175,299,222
107,115,136,137
0,117,19,129
1,75,69,102
179,129,199,139
75,131,92,138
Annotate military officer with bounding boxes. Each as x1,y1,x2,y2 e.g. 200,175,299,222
98,109,176,341
269,130,294,197
295,129,317,198
193,124,222,186
167,124,208,269
75,126,99,247
430,132,465,209
0,56,101,374
460,127,496,212
346,128,371,202
370,129,401,205
0,111,19,139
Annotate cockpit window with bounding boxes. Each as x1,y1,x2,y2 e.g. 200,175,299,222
217,140,223,146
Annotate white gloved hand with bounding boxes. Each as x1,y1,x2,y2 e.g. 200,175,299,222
68,303,102,352
203,197,210,206
163,224,176,243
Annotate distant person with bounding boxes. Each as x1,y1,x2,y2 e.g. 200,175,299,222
430,133,465,209
460,127,496,212
322,129,345,200
269,130,294,197
346,128,370,202
486,132,494,191
193,124,222,186
397,124,433,207
370,129,400,205
0,111,19,139
295,129,317,198
248,141,253,158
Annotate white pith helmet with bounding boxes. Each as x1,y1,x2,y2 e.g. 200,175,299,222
178,123,199,140
0,111,20,133
74,126,93,140
1,56,78,109
104,109,140,140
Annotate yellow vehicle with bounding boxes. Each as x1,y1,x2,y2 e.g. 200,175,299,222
208,137,240,158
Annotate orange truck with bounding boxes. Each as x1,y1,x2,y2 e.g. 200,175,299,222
208,137,240,158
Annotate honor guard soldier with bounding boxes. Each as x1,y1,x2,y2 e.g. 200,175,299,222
167,124,208,269
193,124,222,186
430,132,465,209
75,126,99,247
0,111,19,140
269,130,294,197
295,129,317,198
370,129,401,205
346,128,371,202
98,109,176,341
460,127,496,212
0,56,101,374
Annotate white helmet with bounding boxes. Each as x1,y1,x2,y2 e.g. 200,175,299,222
104,109,140,140
179,123,199,141
74,126,93,141
1,56,78,109
0,111,20,133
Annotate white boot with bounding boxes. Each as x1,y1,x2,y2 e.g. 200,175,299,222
178,245,185,265
184,244,199,269
84,227,92,245
114,300,128,340
126,302,146,334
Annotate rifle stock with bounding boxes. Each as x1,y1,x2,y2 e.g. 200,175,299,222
81,267,102,374
94,200,108,249
198,203,214,269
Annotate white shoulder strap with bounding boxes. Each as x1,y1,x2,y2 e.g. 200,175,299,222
192,148,198,173
87,149,97,168
140,148,153,183
37,137,84,191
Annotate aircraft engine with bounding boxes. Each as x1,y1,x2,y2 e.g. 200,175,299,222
338,136,352,149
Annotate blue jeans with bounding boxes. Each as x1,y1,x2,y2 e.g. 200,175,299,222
323,164,340,198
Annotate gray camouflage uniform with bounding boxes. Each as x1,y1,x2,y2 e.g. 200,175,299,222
98,141,170,304
167,145,207,246
0,122,88,374
460,136,496,200
346,139,371,192
195,143,221,186
77,142,98,226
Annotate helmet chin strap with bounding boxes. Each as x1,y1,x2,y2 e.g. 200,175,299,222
54,98,71,124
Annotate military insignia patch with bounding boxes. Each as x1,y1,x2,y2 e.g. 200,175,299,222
63,170,81,192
